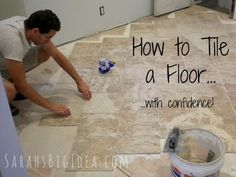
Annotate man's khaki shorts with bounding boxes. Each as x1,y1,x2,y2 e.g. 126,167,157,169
0,47,38,79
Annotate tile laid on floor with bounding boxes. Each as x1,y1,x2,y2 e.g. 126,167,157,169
82,92,124,114
190,84,229,102
27,162,53,177
26,59,61,84
197,102,236,152
20,122,77,166
90,75,124,93
52,168,113,177
67,136,117,171
57,67,94,85
39,101,84,126
113,154,170,177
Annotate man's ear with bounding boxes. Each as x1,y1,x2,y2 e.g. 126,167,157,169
32,28,40,34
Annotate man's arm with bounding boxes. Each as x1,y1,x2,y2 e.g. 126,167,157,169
5,59,71,116
41,42,91,100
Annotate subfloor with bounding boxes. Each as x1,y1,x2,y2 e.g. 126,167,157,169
13,5,236,177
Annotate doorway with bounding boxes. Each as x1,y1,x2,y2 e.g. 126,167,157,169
197,0,231,14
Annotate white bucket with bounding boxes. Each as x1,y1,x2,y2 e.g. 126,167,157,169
170,128,224,177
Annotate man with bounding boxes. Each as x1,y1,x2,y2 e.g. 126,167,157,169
0,10,92,117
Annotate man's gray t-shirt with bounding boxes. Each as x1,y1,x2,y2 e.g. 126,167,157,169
0,16,32,78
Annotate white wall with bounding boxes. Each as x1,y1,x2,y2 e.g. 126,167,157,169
0,0,25,20
22,0,154,45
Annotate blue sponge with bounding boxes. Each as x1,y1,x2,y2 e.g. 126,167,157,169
98,58,115,74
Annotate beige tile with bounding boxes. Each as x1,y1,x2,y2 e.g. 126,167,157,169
70,43,101,57
136,16,156,24
130,24,154,34
58,67,94,85
78,113,119,137
82,93,124,114
101,38,129,49
38,101,84,126
79,33,100,42
90,75,124,92
20,122,77,166
67,136,117,171
99,25,127,36
27,162,53,177
190,84,228,101
116,135,160,154
25,59,61,84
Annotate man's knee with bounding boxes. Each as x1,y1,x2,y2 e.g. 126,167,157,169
3,80,16,102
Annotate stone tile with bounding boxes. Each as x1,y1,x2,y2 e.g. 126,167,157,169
38,101,84,126
70,43,101,57
125,55,156,68
90,75,124,92
99,25,127,36
221,153,236,177
79,33,100,42
70,55,98,68
113,154,170,177
136,16,156,24
82,93,124,114
101,38,129,49
130,24,154,34
67,136,117,171
25,59,61,84
124,67,157,80
78,113,119,137
57,67,94,85
197,102,236,152
116,135,160,154
20,122,77,166
118,111,159,137
190,84,228,101
27,162,53,177
52,168,113,177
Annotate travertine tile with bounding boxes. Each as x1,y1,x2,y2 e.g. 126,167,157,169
25,59,61,84
130,24,154,34
67,136,117,171
57,67,94,85
82,93,124,114
99,25,127,36
190,84,228,101
78,113,119,137
90,75,124,92
70,43,101,57
39,101,84,126
27,162,53,177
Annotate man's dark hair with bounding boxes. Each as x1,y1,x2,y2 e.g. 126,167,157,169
24,9,61,34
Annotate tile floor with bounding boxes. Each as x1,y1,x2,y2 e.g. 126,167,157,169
12,5,236,177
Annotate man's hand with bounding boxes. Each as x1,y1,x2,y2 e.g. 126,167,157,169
49,103,71,117
77,81,92,100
